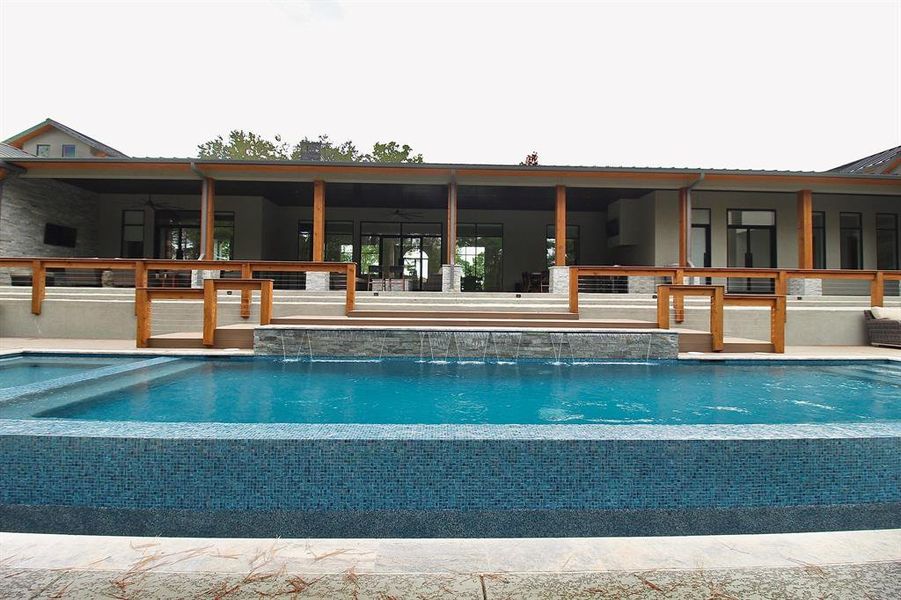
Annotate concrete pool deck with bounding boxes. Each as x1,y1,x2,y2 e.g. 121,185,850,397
1,530,898,598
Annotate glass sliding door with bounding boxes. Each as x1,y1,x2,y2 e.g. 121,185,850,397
155,211,234,260
360,222,443,291
726,209,776,293
456,223,504,291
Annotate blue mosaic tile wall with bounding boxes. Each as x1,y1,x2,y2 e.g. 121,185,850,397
1,433,898,513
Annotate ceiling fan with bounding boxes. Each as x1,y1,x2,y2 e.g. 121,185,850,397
389,208,424,221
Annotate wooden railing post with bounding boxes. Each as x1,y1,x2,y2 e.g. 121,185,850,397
775,271,787,296
673,268,685,323
133,261,146,316
345,263,356,314
656,285,671,329
711,286,724,352
772,296,786,353
568,267,580,314
202,279,217,347
871,272,884,307
260,280,273,325
240,263,252,318
30,260,45,315
135,288,151,348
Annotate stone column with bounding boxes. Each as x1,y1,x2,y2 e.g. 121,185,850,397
305,271,330,291
191,269,219,288
787,278,822,297
627,276,657,294
441,264,462,292
549,266,570,294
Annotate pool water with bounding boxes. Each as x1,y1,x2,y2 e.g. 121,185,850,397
0,356,134,390
30,358,901,425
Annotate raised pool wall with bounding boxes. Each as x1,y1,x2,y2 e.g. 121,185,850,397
254,327,680,360
1,420,898,538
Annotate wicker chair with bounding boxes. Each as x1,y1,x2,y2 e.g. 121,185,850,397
864,309,901,348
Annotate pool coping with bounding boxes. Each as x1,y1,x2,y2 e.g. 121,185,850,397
0,350,899,441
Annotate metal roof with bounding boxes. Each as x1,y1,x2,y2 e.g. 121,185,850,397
831,145,901,175
2,118,128,158
0,142,31,158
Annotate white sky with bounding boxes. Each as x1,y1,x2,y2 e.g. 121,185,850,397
1,0,899,170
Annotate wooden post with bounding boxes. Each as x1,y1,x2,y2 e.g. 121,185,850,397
656,286,671,329
30,260,45,315
711,286,724,352
775,271,787,296
313,180,325,262
260,280,273,325
555,185,567,266
133,261,147,316
678,187,690,267
673,268,685,323
871,271,885,307
135,288,150,348
772,296,786,353
345,263,357,314
797,189,813,269
201,178,216,259
446,181,457,264
569,267,580,314
240,263,252,318
202,279,217,347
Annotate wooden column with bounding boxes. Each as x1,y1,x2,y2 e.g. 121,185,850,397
678,187,690,267
555,185,566,266
446,181,458,264
313,180,325,262
201,178,216,259
797,189,813,269
30,260,45,315
202,279,218,347
135,288,151,348
240,263,252,318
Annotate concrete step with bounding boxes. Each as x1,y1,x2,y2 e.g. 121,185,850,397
678,331,774,353
148,326,253,349
347,310,579,320
271,316,658,329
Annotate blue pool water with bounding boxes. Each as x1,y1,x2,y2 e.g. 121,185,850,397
0,355,133,390
23,358,901,425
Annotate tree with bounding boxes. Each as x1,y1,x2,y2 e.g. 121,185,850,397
197,130,289,160
197,131,423,163
520,151,539,166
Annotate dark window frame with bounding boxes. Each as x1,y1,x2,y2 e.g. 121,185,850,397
456,222,504,292
61,144,76,158
35,144,50,157
545,224,580,267
876,212,899,270
839,212,863,270
297,220,355,262
153,210,235,260
812,211,826,269
120,209,145,258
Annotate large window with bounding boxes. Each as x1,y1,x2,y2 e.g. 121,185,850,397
298,221,354,262
546,224,579,267
360,222,443,291
727,209,776,293
155,211,234,260
121,210,145,258
876,213,899,270
456,223,503,291
840,212,863,269
812,211,825,269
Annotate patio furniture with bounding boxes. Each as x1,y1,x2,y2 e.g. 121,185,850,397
864,308,901,348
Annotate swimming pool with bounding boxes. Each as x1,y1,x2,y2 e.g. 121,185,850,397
0,353,898,538
0,355,137,391
10,358,901,425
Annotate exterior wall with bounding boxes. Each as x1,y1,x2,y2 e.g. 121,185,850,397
0,176,100,258
20,130,98,158
607,192,656,266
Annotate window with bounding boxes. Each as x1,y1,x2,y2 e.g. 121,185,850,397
840,212,863,269
876,213,899,270
298,221,354,261
546,224,579,267
155,211,234,260
61,144,76,158
121,210,145,258
812,211,826,269
35,144,50,157
456,223,503,291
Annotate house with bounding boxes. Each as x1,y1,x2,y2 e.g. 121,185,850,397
0,119,899,295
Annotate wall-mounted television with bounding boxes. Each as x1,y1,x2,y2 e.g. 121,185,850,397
44,223,77,248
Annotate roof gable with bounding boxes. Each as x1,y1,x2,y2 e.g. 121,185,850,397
831,145,901,175
2,118,128,158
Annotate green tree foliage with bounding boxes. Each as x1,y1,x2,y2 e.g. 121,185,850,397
198,131,423,163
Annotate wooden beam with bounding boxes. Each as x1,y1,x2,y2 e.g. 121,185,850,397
871,271,884,307
203,279,217,347
240,263,252,318
555,185,567,266
135,288,151,348
260,280,273,325
30,260,45,315
797,189,813,269
345,263,357,314
313,179,325,262
569,268,580,314
201,178,216,259
446,181,457,264
678,187,690,267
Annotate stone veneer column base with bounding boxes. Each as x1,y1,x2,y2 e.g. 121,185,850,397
441,264,463,292
787,278,823,297
628,276,658,294
190,270,219,288
305,271,330,291
549,266,570,294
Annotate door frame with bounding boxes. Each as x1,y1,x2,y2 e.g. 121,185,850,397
726,209,777,293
